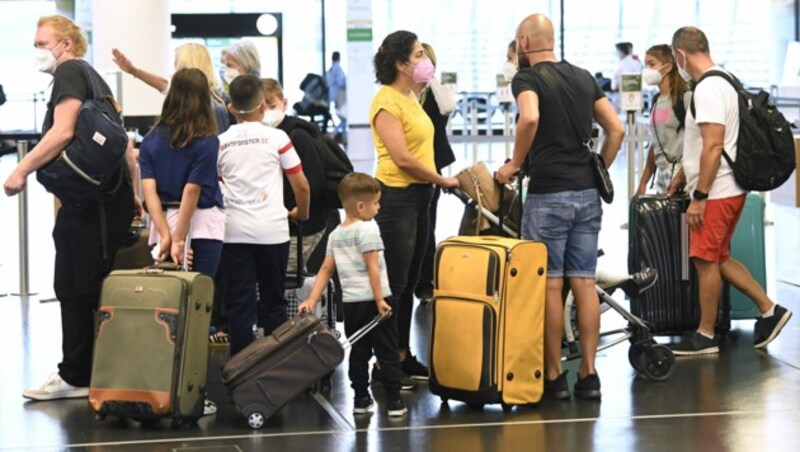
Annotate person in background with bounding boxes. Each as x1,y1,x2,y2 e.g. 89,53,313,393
503,39,518,82
612,41,643,91
217,75,309,356
413,42,457,306
635,44,691,196
326,51,347,142
222,40,261,88
368,30,459,385
298,172,407,417
496,13,624,401
594,72,612,93
261,78,328,317
6,15,135,402
667,26,792,355
111,44,233,134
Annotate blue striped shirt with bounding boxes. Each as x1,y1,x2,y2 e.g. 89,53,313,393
326,220,392,303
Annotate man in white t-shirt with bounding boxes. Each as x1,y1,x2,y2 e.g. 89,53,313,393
667,27,792,355
612,42,643,91
218,75,310,355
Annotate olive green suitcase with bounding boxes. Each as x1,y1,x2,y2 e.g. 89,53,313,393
89,267,214,425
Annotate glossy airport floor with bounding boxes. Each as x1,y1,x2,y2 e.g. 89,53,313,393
2,147,800,451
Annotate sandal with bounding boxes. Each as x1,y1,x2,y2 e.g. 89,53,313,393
202,399,217,416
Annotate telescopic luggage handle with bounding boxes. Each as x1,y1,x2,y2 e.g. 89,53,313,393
342,311,392,351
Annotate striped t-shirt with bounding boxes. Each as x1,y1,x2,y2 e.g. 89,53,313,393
326,220,392,303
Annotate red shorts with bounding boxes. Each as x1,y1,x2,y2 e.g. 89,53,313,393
690,194,746,263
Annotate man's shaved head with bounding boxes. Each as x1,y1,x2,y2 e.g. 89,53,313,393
517,14,555,51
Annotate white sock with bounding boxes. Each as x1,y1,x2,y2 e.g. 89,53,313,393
761,304,776,318
698,330,715,340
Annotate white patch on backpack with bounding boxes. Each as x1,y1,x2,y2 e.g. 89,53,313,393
92,132,107,146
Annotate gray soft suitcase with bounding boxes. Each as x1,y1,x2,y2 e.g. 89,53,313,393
221,311,383,429
89,266,214,426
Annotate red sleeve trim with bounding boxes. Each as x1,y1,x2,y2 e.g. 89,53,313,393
284,163,303,175
278,143,294,155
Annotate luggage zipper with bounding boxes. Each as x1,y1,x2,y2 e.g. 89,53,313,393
61,152,102,186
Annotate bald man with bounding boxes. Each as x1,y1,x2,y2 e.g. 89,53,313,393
496,14,624,401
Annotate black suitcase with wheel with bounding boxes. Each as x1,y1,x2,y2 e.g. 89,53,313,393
628,194,730,335
221,311,384,429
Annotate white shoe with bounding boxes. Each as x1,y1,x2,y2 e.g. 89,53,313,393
22,373,89,401
202,399,217,416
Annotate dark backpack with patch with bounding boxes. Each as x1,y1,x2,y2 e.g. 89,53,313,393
314,134,353,209
690,70,796,191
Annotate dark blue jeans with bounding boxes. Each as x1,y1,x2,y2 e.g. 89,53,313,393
190,238,223,277
375,182,433,352
221,242,289,355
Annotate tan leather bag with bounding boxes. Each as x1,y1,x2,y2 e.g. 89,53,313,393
456,161,501,233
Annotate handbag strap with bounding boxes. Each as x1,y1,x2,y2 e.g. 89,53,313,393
466,167,485,235
531,63,594,154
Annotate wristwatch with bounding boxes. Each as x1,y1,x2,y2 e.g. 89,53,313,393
692,189,709,201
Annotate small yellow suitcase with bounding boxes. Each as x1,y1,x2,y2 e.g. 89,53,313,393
430,235,547,409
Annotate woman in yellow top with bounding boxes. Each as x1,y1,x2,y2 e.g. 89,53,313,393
369,30,459,383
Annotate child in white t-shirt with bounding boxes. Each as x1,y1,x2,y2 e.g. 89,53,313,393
217,75,310,356
298,173,407,417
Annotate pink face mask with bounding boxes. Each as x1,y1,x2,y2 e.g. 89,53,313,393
409,58,435,84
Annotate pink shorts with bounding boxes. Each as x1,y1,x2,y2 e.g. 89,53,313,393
689,194,746,263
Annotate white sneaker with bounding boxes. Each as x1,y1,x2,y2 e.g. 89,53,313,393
22,373,89,401
202,399,217,416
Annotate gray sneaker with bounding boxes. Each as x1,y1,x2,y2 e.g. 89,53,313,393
754,305,793,349
22,373,89,401
670,332,719,356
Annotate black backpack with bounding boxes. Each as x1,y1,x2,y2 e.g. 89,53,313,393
298,73,329,112
690,70,796,191
314,134,353,209
36,61,128,210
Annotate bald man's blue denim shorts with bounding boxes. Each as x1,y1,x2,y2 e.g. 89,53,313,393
521,188,602,278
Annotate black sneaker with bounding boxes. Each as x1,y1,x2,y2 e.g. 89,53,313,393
386,397,408,417
574,373,602,400
415,288,434,305
670,331,719,356
401,354,429,381
543,370,570,400
371,364,416,391
754,304,793,349
353,395,375,414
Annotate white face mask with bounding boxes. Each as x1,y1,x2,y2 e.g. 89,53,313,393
34,41,63,74
262,108,285,128
502,60,518,82
223,67,239,85
642,64,666,86
675,51,692,81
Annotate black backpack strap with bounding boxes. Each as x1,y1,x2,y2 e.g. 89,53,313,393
689,69,738,119
673,90,687,132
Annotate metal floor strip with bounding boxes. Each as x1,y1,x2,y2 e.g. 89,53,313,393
310,390,355,431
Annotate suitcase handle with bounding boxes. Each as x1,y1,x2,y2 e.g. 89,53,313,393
342,312,391,350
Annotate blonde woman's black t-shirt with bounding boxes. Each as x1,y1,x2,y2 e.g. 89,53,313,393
511,61,604,194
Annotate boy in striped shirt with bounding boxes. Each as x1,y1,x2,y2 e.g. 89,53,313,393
298,173,407,417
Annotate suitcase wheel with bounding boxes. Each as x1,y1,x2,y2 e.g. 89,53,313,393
636,344,676,382
501,404,514,413
247,411,266,429
628,344,644,372
439,397,449,405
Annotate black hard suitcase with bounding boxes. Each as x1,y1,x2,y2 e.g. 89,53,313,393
221,311,384,429
628,195,730,335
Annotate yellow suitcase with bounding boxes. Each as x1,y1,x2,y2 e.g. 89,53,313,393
430,235,546,408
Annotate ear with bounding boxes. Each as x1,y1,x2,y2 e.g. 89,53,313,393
282,98,289,111
226,103,236,115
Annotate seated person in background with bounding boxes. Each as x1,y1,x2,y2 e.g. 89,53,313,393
298,172,407,417
217,75,310,356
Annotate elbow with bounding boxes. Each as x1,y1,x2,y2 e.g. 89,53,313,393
518,112,539,129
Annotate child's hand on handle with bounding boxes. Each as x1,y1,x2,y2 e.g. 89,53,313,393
297,299,316,316
375,298,392,318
